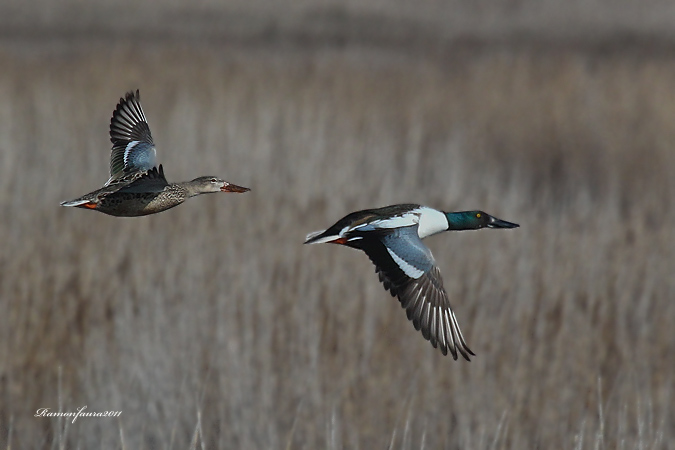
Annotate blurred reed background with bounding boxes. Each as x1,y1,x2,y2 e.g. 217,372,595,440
0,1,674,448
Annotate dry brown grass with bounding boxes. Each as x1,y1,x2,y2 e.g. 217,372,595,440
0,42,673,449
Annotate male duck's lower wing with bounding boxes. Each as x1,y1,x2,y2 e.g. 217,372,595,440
369,244,474,360
388,266,474,360
356,226,473,359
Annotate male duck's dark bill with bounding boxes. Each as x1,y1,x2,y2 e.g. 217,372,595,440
487,215,519,229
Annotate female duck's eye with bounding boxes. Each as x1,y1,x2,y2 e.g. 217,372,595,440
210,178,217,183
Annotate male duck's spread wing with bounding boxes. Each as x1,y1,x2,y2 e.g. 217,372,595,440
106,90,157,185
116,165,169,194
361,225,474,360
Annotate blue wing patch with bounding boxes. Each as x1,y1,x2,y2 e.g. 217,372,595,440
381,226,435,278
124,141,156,172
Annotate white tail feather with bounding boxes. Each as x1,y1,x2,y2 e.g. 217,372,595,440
305,229,325,241
305,229,344,244
60,199,91,207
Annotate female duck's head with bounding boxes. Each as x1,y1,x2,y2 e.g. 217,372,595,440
185,176,251,195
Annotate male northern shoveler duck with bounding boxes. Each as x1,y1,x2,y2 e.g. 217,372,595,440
60,90,249,217
304,204,519,360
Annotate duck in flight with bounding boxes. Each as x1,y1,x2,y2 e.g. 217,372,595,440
305,204,519,360
61,90,249,216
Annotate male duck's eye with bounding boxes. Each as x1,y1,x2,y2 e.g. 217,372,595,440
476,213,481,218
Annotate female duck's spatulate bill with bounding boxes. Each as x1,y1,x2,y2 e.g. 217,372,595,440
61,90,249,217
305,204,519,360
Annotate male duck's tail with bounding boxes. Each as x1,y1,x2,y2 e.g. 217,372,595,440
304,229,331,244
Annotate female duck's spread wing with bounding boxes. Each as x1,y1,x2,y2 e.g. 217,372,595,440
360,225,474,360
106,90,157,185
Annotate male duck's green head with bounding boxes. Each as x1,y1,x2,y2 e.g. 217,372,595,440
445,210,519,231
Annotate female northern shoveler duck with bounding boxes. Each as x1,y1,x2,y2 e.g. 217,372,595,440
305,204,519,360
60,90,249,216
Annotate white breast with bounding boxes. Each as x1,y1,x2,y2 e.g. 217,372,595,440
415,207,448,238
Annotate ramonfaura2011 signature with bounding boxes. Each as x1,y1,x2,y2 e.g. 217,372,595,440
35,406,122,423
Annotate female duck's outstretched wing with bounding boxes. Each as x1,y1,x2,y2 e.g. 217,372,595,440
106,90,157,186
360,225,475,360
